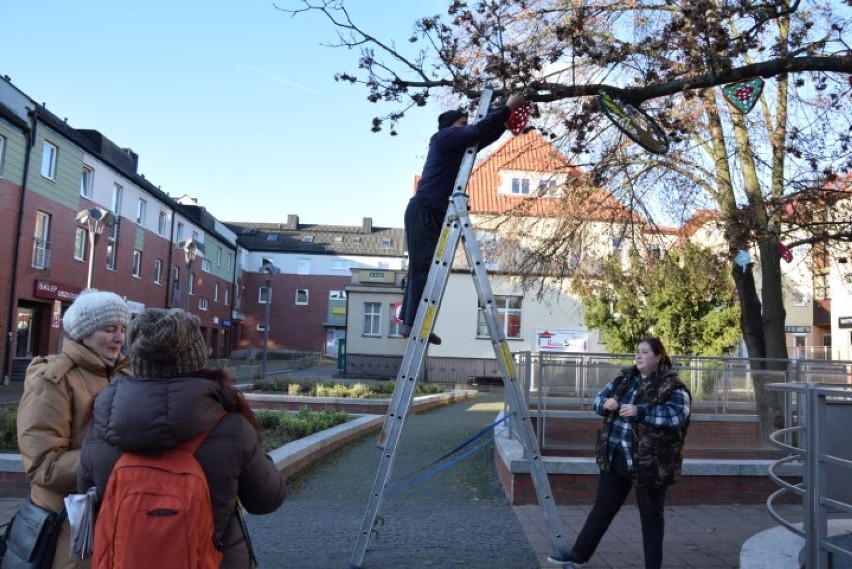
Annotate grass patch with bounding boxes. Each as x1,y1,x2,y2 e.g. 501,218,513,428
251,379,444,398
0,404,348,455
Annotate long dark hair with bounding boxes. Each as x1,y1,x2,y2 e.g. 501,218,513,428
639,337,673,371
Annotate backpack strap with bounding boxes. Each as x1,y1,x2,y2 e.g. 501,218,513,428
179,411,228,455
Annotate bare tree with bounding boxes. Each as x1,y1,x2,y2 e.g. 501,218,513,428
278,0,852,439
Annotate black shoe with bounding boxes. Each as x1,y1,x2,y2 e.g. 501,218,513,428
427,333,442,345
547,550,585,567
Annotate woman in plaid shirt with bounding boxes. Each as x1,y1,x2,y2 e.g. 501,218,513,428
558,337,690,569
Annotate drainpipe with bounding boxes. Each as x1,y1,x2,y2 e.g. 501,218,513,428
165,206,176,307
2,108,37,384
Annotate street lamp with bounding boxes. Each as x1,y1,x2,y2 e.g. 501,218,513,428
260,257,280,380
76,207,116,289
177,238,204,310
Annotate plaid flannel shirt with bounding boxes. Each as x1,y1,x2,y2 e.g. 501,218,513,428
593,372,690,470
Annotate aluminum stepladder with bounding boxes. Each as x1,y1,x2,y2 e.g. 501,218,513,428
349,87,571,569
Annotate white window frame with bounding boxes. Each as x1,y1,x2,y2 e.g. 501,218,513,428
511,177,530,195
295,288,309,305
214,283,219,302
202,258,212,273
188,272,195,295
258,287,270,304
111,183,123,216
216,247,222,266
478,295,523,339
0,135,6,178
154,259,163,284
73,228,87,262
80,166,93,197
331,259,354,271
41,141,57,179
362,302,381,336
329,290,346,300
297,258,310,275
158,211,168,237
32,211,51,270
224,287,230,306
176,222,184,242
388,303,402,337
132,250,142,277
136,199,147,225
199,297,209,311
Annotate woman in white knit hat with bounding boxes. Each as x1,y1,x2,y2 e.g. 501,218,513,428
13,289,131,569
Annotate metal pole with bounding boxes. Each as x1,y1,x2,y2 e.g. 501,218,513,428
86,229,96,289
184,259,191,310
261,276,271,380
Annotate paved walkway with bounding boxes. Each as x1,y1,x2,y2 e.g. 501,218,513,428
0,366,805,568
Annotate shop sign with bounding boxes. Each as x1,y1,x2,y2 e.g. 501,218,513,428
839,316,852,329
34,280,82,302
785,325,811,333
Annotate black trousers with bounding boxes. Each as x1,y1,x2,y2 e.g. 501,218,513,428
401,195,444,328
571,445,667,569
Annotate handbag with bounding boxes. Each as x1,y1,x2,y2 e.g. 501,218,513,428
1,497,66,569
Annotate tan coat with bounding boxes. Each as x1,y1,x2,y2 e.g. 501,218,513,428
17,338,130,569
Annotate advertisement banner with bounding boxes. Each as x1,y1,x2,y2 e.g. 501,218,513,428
534,329,588,352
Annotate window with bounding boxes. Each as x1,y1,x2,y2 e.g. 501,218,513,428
216,247,222,266
388,303,402,337
477,230,500,270
302,235,314,243
225,253,232,271
132,250,142,277
158,211,168,236
381,238,392,248
0,135,5,177
111,184,123,215
256,324,269,332
192,231,199,241
331,259,354,271
647,243,662,260
74,228,87,261
32,211,51,270
214,283,219,302
363,302,381,336
202,258,212,272
297,258,310,275
105,240,116,270
511,177,530,195
792,286,810,307
329,290,346,300
199,298,209,311
478,295,522,339
136,199,147,225
171,266,180,302
80,166,93,197
176,222,184,242
188,273,195,295
154,259,163,284
538,179,558,196
258,287,270,303
41,141,57,179
295,289,309,305
611,236,624,257
224,287,230,306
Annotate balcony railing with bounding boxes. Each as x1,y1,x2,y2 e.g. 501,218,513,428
31,238,51,270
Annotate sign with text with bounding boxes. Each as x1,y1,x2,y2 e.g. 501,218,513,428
785,325,811,334
839,316,852,329
534,329,588,352
34,280,82,302
356,269,395,284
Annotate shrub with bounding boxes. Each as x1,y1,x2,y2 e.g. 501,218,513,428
251,379,446,398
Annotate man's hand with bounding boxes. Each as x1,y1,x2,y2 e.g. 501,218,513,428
506,93,525,111
602,398,620,412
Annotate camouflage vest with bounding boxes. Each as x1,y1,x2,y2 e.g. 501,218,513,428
595,366,691,488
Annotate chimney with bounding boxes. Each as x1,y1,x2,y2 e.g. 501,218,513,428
286,214,299,230
362,217,372,233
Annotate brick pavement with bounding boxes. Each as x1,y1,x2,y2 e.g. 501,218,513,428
0,368,806,568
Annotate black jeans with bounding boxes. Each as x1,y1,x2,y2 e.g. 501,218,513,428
571,445,667,569
400,194,444,328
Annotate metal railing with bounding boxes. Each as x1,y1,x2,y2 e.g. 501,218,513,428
766,382,852,569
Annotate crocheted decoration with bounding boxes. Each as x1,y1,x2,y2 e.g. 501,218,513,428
506,102,532,135
722,78,764,114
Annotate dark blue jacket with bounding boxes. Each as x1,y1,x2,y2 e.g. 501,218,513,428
416,106,512,213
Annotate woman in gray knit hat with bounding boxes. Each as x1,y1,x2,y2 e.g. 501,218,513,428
80,308,286,569
14,289,132,569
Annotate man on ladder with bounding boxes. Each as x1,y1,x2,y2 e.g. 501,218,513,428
350,87,573,569
400,92,527,345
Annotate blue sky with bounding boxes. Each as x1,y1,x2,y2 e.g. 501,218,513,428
3,1,451,228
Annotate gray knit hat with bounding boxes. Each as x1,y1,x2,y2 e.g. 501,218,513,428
128,308,207,379
62,289,130,341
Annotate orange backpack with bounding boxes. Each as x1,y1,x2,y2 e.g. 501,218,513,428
93,414,226,569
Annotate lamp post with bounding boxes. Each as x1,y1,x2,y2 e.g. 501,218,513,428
76,207,116,289
177,239,203,311
260,258,280,380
